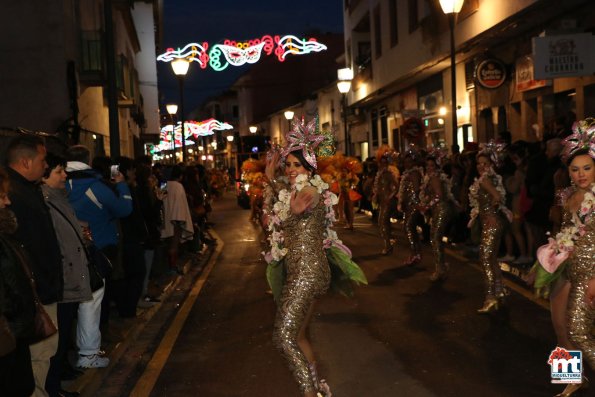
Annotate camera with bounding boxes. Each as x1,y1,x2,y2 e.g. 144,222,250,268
110,165,120,179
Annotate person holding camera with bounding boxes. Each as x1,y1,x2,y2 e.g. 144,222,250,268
65,145,132,352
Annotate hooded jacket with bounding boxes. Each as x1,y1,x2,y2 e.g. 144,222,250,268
65,162,132,249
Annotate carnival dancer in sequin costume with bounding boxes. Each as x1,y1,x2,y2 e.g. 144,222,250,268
468,141,513,313
263,116,366,397
396,146,423,266
535,118,595,397
337,154,363,231
419,149,456,281
372,146,400,255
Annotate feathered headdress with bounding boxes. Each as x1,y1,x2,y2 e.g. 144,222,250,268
426,146,448,167
478,140,506,167
403,143,421,160
281,114,334,169
376,145,398,163
561,117,595,162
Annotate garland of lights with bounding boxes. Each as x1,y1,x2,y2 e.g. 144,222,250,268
156,119,233,152
157,34,327,71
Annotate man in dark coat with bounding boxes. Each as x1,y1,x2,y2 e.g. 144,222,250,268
6,134,63,397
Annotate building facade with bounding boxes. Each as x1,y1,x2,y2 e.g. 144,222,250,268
342,0,595,155
0,0,162,157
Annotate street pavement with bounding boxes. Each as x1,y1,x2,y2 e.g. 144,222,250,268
96,192,577,397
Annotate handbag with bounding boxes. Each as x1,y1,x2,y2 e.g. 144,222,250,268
0,315,16,356
11,245,57,342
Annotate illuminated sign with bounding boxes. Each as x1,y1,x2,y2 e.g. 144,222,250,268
475,58,507,89
157,35,327,71
156,119,234,152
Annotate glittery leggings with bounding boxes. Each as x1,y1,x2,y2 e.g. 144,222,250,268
479,214,505,298
403,208,421,255
378,202,393,249
430,202,453,273
273,280,319,393
566,255,595,369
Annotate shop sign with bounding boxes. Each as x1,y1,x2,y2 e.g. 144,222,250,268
402,117,425,138
515,55,550,92
532,33,595,79
476,58,507,89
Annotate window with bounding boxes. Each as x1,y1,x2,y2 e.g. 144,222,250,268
373,5,382,58
389,0,398,48
408,0,418,33
380,107,389,144
81,31,103,73
371,110,379,147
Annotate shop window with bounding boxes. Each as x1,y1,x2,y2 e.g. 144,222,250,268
371,110,379,147
380,107,389,144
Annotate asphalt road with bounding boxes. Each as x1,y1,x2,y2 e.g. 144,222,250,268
124,193,573,397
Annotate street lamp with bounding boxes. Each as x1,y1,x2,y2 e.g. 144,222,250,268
166,104,178,163
249,126,257,134
171,58,190,162
337,67,353,156
439,0,464,151
284,110,294,131
226,135,234,142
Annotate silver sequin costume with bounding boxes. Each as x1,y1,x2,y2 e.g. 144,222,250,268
476,175,506,298
399,168,422,256
272,198,331,393
422,173,455,275
374,167,400,250
564,205,595,369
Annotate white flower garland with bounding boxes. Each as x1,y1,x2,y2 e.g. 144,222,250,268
552,183,595,253
467,167,512,227
419,170,456,209
263,174,341,263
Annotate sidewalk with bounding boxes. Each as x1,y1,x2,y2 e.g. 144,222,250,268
61,238,218,396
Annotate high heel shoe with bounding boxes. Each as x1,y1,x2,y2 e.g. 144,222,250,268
403,254,421,266
381,245,394,255
477,298,499,314
555,376,589,397
430,263,449,282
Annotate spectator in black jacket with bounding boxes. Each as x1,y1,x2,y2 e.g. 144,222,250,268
6,134,63,397
0,166,36,397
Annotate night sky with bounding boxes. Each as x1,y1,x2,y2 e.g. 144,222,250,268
158,0,344,115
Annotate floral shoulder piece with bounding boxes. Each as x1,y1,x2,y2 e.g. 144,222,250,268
263,174,341,263
467,168,512,227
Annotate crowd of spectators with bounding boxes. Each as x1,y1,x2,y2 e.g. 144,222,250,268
0,135,217,397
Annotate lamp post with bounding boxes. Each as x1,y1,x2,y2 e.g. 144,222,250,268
166,103,178,164
171,58,190,162
284,110,294,131
337,67,353,156
439,0,464,151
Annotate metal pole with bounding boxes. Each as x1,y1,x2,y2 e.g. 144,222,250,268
449,13,458,150
179,77,186,163
343,94,350,156
170,115,176,165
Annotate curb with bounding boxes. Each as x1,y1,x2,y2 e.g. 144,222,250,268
66,236,220,397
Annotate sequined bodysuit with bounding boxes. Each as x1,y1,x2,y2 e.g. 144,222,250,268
374,167,399,250
399,168,422,256
564,205,595,369
477,175,506,298
273,199,331,393
422,173,455,275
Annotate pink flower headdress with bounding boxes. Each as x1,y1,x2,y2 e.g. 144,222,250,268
478,140,506,167
561,117,595,162
281,115,326,169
